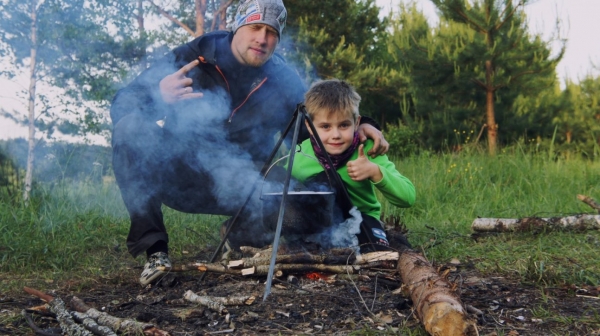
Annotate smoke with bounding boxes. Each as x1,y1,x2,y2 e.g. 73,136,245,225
305,206,362,252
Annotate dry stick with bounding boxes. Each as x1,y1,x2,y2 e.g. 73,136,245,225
241,264,359,276
228,253,356,268
21,310,62,336
23,287,93,336
161,263,241,275
396,250,478,336
70,296,169,336
70,311,117,336
471,214,600,232
578,194,600,213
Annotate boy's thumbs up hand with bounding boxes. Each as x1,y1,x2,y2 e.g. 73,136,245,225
347,145,382,182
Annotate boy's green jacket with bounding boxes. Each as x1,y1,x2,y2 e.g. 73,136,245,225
291,139,416,219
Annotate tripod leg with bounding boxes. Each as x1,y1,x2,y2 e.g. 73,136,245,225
263,107,304,301
201,106,301,281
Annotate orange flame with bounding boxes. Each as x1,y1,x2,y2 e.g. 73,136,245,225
305,272,329,281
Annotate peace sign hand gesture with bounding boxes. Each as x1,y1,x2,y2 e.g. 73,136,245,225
159,59,205,104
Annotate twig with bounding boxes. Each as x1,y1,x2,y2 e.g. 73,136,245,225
578,194,600,213
21,310,62,336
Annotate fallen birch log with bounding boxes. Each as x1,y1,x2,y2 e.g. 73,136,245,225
70,296,170,336
397,250,478,336
23,287,93,336
471,214,600,232
578,194,600,213
241,263,359,276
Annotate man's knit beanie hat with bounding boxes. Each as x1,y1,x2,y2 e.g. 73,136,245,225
232,0,287,37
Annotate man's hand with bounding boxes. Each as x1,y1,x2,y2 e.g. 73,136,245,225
159,59,205,104
346,145,383,183
357,123,389,157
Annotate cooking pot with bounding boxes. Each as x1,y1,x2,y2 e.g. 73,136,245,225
261,190,335,236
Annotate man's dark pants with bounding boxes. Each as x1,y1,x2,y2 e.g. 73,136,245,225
112,113,270,257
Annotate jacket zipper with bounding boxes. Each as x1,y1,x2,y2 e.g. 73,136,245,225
228,77,268,123
197,56,267,123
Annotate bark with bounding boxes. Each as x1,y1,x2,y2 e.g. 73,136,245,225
396,251,478,336
471,214,600,232
69,296,169,336
23,287,93,336
578,194,600,213
24,0,38,203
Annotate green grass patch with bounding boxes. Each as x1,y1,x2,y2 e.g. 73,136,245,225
1,148,599,292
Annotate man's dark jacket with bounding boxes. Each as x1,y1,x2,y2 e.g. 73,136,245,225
110,30,306,166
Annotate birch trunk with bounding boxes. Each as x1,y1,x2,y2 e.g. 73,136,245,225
471,215,600,232
23,0,38,203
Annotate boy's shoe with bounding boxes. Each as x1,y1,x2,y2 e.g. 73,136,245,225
140,252,172,286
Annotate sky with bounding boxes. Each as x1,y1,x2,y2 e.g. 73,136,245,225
1,0,599,141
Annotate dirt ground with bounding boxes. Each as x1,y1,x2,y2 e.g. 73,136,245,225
2,243,600,336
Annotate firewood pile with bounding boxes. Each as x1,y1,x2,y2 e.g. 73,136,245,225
20,240,479,336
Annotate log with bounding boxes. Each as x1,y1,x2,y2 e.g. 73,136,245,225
396,250,478,336
240,245,272,256
355,251,399,264
471,214,600,232
70,296,170,336
241,264,359,276
23,287,93,336
228,252,356,268
578,194,600,213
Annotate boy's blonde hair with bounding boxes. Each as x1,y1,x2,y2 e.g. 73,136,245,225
304,79,361,122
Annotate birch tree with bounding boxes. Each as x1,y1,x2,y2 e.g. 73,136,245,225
0,0,145,201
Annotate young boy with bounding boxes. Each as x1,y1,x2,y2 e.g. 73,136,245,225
291,79,416,251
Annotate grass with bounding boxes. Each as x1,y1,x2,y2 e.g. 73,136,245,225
1,147,599,294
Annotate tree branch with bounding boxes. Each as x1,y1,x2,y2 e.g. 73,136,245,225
493,1,524,32
147,0,195,37
210,0,234,32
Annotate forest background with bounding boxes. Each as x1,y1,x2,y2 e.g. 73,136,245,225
1,0,599,185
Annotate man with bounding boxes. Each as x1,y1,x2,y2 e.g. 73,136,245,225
110,0,388,286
